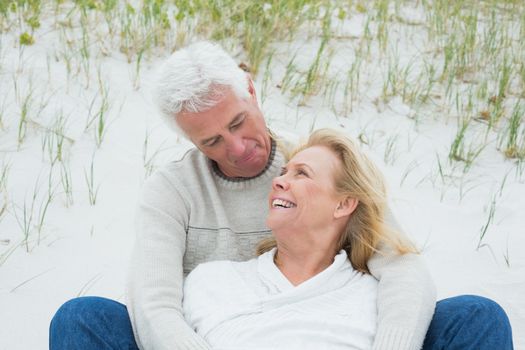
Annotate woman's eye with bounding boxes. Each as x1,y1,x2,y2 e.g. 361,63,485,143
297,169,308,176
280,167,287,176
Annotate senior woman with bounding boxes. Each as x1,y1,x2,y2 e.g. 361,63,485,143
182,129,415,349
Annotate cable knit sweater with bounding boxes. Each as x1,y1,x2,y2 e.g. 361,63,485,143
183,249,378,350
126,139,436,350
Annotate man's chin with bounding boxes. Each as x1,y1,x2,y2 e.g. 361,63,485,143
220,153,269,177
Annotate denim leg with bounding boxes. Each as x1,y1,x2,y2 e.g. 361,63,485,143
49,296,139,350
423,295,513,350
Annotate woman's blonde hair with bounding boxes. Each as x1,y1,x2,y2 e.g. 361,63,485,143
258,128,417,273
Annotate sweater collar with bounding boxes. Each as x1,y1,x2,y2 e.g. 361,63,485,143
257,248,357,310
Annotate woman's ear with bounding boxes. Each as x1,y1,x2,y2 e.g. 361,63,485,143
334,197,358,219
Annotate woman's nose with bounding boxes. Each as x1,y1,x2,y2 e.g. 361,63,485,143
272,175,289,190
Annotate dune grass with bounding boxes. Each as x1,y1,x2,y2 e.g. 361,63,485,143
0,0,524,263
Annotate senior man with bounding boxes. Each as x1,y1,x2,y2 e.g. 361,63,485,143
50,42,513,350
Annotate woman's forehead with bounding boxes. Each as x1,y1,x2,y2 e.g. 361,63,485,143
289,146,340,171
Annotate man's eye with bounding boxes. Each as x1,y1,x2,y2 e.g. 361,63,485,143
206,138,220,147
230,120,244,131
231,122,241,130
230,115,246,131
280,167,287,176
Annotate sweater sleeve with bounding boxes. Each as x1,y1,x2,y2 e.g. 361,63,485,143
126,171,211,350
368,207,436,350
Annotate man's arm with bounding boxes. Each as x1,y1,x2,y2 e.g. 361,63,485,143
368,207,436,350
126,170,211,350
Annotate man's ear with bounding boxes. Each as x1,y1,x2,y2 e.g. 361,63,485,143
334,197,358,219
247,75,258,101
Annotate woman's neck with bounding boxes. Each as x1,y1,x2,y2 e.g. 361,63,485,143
273,246,337,286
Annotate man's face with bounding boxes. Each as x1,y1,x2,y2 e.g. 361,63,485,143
177,86,272,178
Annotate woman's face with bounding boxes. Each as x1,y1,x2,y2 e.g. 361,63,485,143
266,145,343,235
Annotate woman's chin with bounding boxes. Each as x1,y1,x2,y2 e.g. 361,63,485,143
266,215,287,231
265,216,276,230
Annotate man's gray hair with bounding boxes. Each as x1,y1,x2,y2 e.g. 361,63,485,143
155,41,250,133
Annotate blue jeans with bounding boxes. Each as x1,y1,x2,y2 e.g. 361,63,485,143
423,295,513,349
50,295,513,349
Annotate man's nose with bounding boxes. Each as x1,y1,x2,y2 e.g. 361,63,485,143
225,135,246,158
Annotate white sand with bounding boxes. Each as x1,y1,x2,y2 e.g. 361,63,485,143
0,4,523,349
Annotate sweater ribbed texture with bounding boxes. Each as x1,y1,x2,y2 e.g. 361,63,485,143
372,326,419,350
